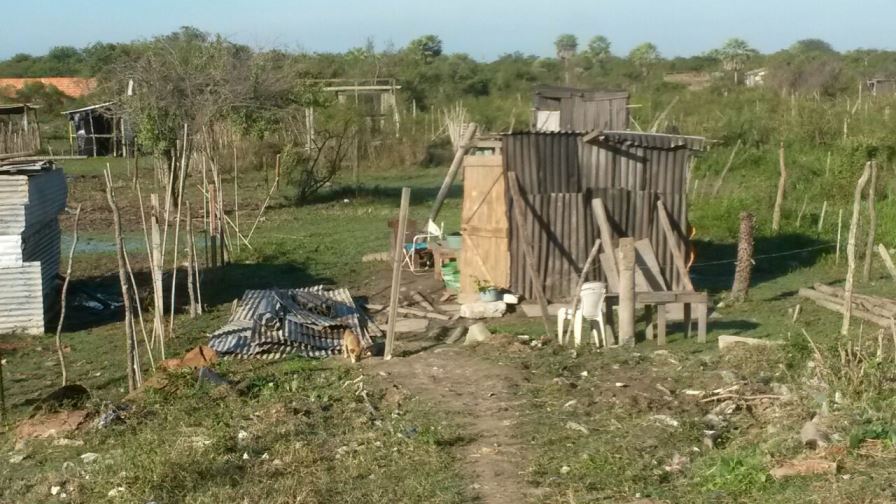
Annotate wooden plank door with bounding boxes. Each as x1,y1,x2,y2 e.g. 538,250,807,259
460,155,510,294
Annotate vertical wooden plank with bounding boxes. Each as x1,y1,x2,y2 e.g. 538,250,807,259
657,199,694,291
384,187,411,360
617,237,636,346
696,302,708,343
657,305,667,346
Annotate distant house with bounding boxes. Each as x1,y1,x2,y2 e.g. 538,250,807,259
0,77,97,98
744,68,767,88
867,78,896,96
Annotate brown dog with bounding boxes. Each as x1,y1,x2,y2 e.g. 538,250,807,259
341,329,364,363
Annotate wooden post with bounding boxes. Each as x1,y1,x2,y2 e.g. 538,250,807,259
863,161,878,282
711,138,741,197
186,201,198,318
772,142,787,233
818,201,827,233
209,184,219,268
105,167,137,393
168,131,190,337
233,144,240,254
507,171,554,339
842,162,872,336
592,199,618,280
384,187,411,360
730,212,755,302
878,244,896,282
55,205,81,385
150,194,165,356
617,238,636,347
190,207,203,315
275,154,281,191
796,195,808,227
429,123,478,223
836,209,843,264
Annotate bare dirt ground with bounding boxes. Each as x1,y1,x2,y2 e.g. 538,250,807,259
367,344,538,504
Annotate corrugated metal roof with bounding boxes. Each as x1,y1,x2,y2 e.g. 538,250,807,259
61,101,116,115
587,131,706,151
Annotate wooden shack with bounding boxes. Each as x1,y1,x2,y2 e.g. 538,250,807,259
63,102,125,157
0,161,67,335
0,104,40,156
459,129,709,342
532,86,629,132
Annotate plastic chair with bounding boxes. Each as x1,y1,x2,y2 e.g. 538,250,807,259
557,283,608,347
405,219,443,273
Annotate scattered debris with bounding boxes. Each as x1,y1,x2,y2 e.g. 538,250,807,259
800,420,830,449
502,293,520,305
565,421,589,434
79,452,100,464
460,301,507,319
650,415,680,428
159,345,218,371
464,322,492,345
560,465,571,474
95,403,130,428
770,458,837,479
52,438,84,447
8,453,26,464
799,283,896,328
196,367,227,387
445,326,467,344
394,318,429,333
718,335,783,351
15,409,88,440
664,453,690,473
562,400,578,409
703,430,721,449
362,251,390,262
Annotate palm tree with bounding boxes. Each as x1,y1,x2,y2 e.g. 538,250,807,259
586,35,612,69
714,38,759,84
554,34,578,84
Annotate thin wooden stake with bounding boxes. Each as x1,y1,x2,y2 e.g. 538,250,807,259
384,187,411,360
712,138,741,197
0,351,6,426
772,142,787,233
246,176,280,243
233,144,240,254
843,162,872,336
863,161,878,282
149,194,165,357
105,166,137,392
836,209,843,264
55,204,81,385
818,201,827,233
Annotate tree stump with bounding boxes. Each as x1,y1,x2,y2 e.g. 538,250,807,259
730,212,755,302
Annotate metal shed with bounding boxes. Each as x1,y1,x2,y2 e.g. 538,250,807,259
532,86,629,132
502,130,703,300
0,161,67,335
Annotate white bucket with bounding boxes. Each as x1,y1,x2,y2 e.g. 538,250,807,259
580,281,606,319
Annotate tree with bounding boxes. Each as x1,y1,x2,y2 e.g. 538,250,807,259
629,42,660,75
555,34,578,84
407,35,443,63
789,38,837,56
586,35,612,62
712,38,759,83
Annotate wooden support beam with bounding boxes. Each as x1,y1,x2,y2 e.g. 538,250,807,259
878,244,896,282
843,162,872,336
429,123,478,223
591,199,618,286
656,199,694,291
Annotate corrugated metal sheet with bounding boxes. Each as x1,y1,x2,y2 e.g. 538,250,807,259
504,131,698,300
0,164,66,335
0,262,44,335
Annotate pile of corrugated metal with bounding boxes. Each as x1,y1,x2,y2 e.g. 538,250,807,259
208,285,381,359
0,161,67,335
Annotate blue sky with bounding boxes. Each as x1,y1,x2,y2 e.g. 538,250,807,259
1,0,892,60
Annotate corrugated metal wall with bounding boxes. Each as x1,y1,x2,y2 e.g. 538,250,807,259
504,132,692,300
0,167,67,334
534,92,629,132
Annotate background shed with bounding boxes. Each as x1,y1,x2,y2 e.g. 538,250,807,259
0,104,41,156
532,86,629,132
0,161,67,335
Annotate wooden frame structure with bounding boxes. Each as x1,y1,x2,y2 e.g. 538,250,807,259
62,102,131,157
0,104,41,156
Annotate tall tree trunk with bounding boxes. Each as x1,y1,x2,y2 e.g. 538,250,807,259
730,212,755,302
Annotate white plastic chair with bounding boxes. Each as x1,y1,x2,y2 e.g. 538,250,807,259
557,283,608,347
405,219,444,273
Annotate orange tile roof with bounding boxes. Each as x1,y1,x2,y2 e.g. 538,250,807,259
0,77,97,98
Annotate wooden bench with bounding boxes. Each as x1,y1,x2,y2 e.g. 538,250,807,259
604,290,708,345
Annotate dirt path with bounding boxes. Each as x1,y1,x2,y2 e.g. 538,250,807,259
368,345,536,503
